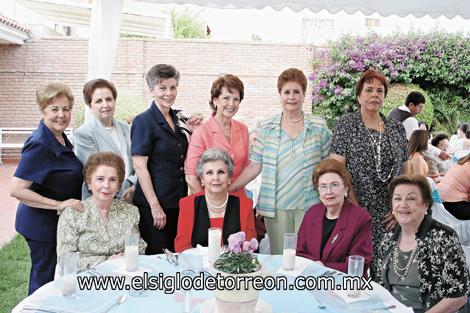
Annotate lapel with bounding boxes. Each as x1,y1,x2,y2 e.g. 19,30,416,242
38,119,73,156
113,120,132,156
309,204,325,260
321,200,351,262
208,115,231,150
150,102,179,139
89,116,121,153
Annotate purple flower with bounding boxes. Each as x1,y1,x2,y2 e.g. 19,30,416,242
228,232,245,253
333,85,343,96
242,238,259,254
319,80,328,88
227,231,259,254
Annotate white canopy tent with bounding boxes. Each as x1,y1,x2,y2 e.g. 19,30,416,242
88,0,470,80
136,0,470,19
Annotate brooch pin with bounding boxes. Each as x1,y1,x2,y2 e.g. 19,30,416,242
331,234,339,245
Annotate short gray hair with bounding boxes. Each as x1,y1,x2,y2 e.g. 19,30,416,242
196,148,234,178
146,64,180,90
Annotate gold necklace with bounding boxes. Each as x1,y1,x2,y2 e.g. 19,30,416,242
392,243,417,280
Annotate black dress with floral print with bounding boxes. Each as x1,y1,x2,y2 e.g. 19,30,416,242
376,215,469,311
331,112,408,277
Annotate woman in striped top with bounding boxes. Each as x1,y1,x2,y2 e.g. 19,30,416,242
230,68,331,254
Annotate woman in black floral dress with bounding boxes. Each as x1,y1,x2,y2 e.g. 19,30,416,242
376,175,469,312
331,69,408,278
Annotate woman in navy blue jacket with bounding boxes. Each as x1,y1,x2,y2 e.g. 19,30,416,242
132,64,199,254
10,83,84,295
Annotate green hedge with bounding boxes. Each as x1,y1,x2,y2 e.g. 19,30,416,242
74,89,146,128
381,84,433,126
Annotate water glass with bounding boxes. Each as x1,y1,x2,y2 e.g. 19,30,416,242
125,232,139,272
347,255,364,298
282,233,297,271
60,251,78,297
208,227,222,263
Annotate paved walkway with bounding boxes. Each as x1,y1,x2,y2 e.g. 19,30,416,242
0,164,18,247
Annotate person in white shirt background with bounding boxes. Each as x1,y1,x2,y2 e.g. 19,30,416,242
388,91,450,161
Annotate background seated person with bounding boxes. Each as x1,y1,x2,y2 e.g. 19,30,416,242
296,159,372,274
175,148,256,252
429,133,452,177
57,152,146,272
405,130,429,176
377,175,469,312
438,153,470,220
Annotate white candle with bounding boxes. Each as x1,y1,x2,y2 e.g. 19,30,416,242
125,245,139,271
282,248,296,271
208,228,222,263
61,274,77,297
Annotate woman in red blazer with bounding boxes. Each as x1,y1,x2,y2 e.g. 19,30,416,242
297,159,372,274
175,148,256,252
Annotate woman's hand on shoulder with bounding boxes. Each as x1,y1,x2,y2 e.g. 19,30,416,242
59,199,84,212
187,113,204,132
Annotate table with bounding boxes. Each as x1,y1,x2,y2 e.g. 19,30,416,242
13,250,411,313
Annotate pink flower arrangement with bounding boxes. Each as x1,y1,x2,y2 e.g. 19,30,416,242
228,231,258,254
215,231,260,274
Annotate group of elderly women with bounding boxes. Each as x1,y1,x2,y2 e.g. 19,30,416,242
10,65,469,311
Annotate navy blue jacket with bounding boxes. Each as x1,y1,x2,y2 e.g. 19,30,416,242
131,103,188,209
14,120,83,242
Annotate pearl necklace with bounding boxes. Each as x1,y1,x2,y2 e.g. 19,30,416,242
392,243,417,281
282,111,304,123
206,193,229,213
363,118,396,183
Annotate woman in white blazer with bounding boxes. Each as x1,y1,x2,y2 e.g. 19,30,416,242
74,79,136,202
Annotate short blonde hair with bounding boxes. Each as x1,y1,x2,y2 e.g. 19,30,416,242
36,82,74,111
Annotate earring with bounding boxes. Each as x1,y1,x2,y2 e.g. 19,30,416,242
201,181,204,187
344,192,348,198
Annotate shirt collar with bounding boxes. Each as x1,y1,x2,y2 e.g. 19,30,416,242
38,119,73,157
399,105,411,113
150,101,178,125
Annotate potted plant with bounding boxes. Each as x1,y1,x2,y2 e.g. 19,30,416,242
212,232,261,305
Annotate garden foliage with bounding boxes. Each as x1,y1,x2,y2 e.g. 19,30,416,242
310,32,470,132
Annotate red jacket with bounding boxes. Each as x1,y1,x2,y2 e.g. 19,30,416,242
175,191,256,252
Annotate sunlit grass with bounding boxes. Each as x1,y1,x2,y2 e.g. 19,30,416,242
0,235,30,313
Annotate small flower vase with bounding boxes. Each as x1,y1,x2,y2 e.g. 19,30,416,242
214,266,262,304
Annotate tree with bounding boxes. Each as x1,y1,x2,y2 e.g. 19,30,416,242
171,8,209,39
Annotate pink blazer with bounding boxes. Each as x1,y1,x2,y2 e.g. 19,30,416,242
296,200,372,275
184,115,249,182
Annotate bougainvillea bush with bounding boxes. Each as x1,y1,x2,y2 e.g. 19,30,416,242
310,32,470,132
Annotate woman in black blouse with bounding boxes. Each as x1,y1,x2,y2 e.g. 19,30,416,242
377,175,468,312
330,69,408,278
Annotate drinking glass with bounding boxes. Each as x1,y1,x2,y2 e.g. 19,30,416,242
347,255,364,298
125,232,139,272
282,233,297,271
60,251,78,297
208,227,222,263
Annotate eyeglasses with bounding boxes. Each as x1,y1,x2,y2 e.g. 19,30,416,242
318,182,342,193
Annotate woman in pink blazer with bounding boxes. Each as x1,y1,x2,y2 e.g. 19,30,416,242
297,159,372,274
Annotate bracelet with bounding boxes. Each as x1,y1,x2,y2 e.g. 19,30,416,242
56,200,62,211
